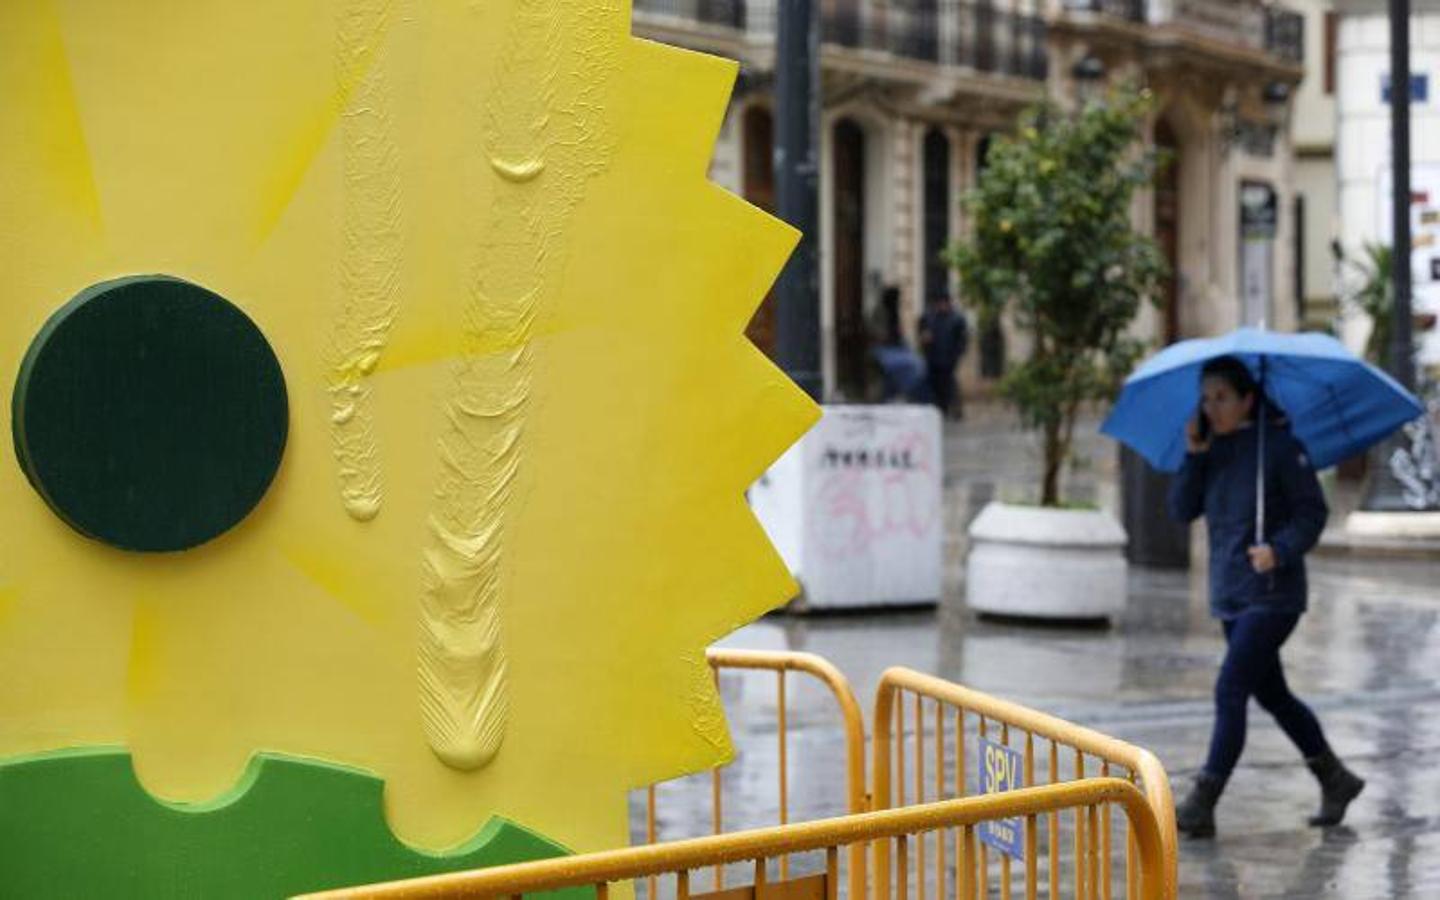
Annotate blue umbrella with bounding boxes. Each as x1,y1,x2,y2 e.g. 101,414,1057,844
1103,327,1422,472
1102,327,1424,540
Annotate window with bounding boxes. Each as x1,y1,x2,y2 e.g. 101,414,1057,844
1324,12,1337,95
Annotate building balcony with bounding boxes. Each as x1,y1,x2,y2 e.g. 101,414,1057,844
1263,7,1304,65
1053,0,1304,71
633,0,748,30
1059,0,1144,25
632,0,1050,82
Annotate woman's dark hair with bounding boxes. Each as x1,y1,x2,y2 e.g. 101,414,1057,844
1201,355,1284,424
1200,355,1257,398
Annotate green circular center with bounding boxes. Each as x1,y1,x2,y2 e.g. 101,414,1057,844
11,276,289,552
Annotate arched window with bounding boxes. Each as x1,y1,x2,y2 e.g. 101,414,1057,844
832,118,868,400
922,128,951,304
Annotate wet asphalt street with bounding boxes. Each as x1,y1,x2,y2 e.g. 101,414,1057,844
634,408,1439,896
635,557,1440,898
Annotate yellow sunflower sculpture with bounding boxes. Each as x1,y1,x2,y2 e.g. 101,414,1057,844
0,0,815,895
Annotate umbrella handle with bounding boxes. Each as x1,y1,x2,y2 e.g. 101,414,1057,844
1256,358,1266,542
1256,358,1275,592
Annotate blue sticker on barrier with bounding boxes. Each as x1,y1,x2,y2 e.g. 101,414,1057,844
977,737,1025,860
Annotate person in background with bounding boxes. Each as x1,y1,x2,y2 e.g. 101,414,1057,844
1167,355,1364,838
869,286,925,402
917,293,968,418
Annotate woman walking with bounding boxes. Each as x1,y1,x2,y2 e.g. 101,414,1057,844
1168,355,1364,837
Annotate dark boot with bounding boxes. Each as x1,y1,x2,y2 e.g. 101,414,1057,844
1175,771,1226,838
1305,750,1364,827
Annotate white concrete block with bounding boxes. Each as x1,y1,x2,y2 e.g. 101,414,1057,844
750,404,945,609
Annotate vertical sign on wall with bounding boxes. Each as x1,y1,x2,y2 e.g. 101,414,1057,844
1378,165,1440,366
1239,181,1278,327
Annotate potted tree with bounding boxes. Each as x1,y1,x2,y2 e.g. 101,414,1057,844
948,87,1166,620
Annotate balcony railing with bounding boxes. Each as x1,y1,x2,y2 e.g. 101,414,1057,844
1060,0,1146,24
1264,7,1304,64
633,0,746,30
634,1,1297,74
633,0,1049,81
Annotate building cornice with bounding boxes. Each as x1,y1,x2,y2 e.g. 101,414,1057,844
1336,0,1440,14
1050,15,1304,84
1294,142,1335,159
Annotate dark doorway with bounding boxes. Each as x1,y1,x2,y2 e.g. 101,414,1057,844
1154,119,1182,343
832,118,868,400
974,134,1005,379
742,106,777,358
1294,194,1307,325
922,128,951,303
824,0,863,47
1124,119,1190,569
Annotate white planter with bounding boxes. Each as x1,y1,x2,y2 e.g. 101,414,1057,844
965,502,1127,621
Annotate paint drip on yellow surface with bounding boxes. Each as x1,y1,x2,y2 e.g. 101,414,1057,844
0,0,816,856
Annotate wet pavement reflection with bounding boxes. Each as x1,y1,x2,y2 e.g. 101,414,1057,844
636,556,1440,898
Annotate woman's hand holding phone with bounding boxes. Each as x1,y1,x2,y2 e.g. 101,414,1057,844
1186,414,1211,454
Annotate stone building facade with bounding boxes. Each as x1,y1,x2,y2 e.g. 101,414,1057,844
634,0,1305,401
1335,0,1440,366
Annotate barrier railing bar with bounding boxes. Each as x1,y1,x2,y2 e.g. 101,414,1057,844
1089,802,1101,900
954,707,965,900
647,786,658,900
915,691,924,900
778,669,789,879
299,781,1165,900
713,667,724,890
1001,722,1012,900
1101,761,1112,900
961,825,977,900
977,715,989,900
1074,749,1085,900
1049,740,1059,900
935,698,945,900
1126,771,1140,900
898,833,910,900
701,649,868,898
1025,731,1038,900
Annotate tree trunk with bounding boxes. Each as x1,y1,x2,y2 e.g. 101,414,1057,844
1042,418,1063,506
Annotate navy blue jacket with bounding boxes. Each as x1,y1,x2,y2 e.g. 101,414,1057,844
1167,422,1329,619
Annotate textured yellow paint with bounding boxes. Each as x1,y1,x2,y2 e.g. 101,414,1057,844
125,596,161,705
0,0,103,236
0,0,816,855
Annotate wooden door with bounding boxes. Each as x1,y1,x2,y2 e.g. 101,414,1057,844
743,106,778,358
922,128,951,303
832,119,868,400
1154,119,1181,343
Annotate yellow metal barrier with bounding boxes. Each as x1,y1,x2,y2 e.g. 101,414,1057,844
872,668,1177,900
297,779,1166,900
644,649,869,899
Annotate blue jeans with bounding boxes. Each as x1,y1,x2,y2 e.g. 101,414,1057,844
1203,609,1330,778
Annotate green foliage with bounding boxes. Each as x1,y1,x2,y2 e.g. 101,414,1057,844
947,86,1167,505
1335,242,1395,368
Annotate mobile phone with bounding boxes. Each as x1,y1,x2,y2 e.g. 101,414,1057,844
1196,404,1211,441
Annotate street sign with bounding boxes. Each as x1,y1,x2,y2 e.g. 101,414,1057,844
977,737,1025,859
1239,181,1277,327
1382,73,1429,104
1378,165,1440,364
